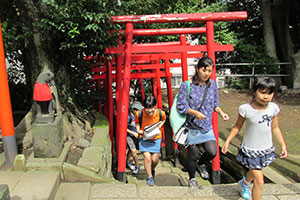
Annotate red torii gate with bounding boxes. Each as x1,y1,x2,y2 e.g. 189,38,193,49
92,37,233,160
91,28,231,161
0,20,18,166
110,12,247,183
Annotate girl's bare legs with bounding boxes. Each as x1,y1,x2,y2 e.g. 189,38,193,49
126,150,130,161
247,169,264,200
143,152,160,177
151,153,160,171
131,149,139,167
143,152,152,177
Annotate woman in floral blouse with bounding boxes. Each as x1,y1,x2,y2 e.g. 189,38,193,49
177,56,229,187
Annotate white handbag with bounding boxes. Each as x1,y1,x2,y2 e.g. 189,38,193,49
172,127,188,145
143,121,162,140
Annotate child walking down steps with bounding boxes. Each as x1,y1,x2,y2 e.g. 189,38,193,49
222,77,288,200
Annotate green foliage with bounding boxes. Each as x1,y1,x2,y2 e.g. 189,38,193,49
226,77,249,90
1,0,123,112
2,0,298,111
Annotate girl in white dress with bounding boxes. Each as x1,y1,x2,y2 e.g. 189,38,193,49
222,77,288,200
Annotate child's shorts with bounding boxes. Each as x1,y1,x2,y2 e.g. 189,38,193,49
127,136,138,150
236,145,276,169
139,138,161,153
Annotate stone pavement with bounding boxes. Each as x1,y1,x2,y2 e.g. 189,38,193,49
1,160,300,200
1,169,300,200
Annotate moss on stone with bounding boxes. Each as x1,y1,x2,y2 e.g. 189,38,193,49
93,112,109,128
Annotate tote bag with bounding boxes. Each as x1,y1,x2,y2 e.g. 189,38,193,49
169,81,190,135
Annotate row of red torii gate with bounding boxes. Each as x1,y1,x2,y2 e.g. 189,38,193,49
86,11,248,183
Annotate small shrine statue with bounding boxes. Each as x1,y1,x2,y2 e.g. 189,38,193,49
33,70,56,123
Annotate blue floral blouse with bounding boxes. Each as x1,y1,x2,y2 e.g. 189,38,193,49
177,79,220,132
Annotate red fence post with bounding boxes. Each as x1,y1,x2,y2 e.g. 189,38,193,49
206,20,221,184
117,22,133,182
0,20,18,166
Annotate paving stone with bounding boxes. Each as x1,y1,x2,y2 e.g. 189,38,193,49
54,182,91,200
195,176,211,186
10,171,60,200
90,128,109,147
0,171,25,193
77,147,104,173
155,166,172,174
263,183,299,195
154,173,182,186
281,183,300,193
91,183,137,199
260,195,280,200
63,163,116,183
191,184,239,197
263,166,293,184
136,186,192,199
277,194,300,200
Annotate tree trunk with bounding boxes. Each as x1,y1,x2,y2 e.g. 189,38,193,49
260,0,277,58
272,0,295,88
13,0,94,154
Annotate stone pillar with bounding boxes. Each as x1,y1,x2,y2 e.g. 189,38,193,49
32,115,63,158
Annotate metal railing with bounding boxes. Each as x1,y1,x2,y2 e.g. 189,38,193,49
216,62,292,88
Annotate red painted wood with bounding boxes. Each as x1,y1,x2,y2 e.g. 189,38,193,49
112,12,247,24
118,27,206,36
118,23,133,173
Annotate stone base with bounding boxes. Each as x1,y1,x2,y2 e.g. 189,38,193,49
32,115,63,158
0,185,10,200
36,114,55,124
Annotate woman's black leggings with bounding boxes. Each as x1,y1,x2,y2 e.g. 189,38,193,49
187,140,217,179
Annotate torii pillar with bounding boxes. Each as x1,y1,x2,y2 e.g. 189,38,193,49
0,20,18,166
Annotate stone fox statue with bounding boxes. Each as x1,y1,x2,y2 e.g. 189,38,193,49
33,70,56,122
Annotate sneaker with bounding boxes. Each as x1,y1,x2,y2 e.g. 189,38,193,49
132,166,140,174
126,162,135,171
197,164,209,180
147,177,154,186
238,177,251,200
188,178,198,187
151,169,155,178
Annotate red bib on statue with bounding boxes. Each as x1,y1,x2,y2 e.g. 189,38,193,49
33,82,52,101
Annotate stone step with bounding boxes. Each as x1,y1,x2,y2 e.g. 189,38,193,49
126,158,211,187
3,171,60,200
54,182,91,200
90,183,300,199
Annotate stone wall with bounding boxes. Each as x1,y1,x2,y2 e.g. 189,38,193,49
77,112,112,178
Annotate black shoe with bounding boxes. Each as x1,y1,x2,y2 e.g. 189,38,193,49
197,164,209,180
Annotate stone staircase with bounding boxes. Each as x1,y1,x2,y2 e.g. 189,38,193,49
1,112,299,199
1,169,300,200
125,154,210,187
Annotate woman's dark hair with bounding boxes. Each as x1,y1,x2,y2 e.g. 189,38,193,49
249,77,277,97
144,96,157,108
192,56,214,85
